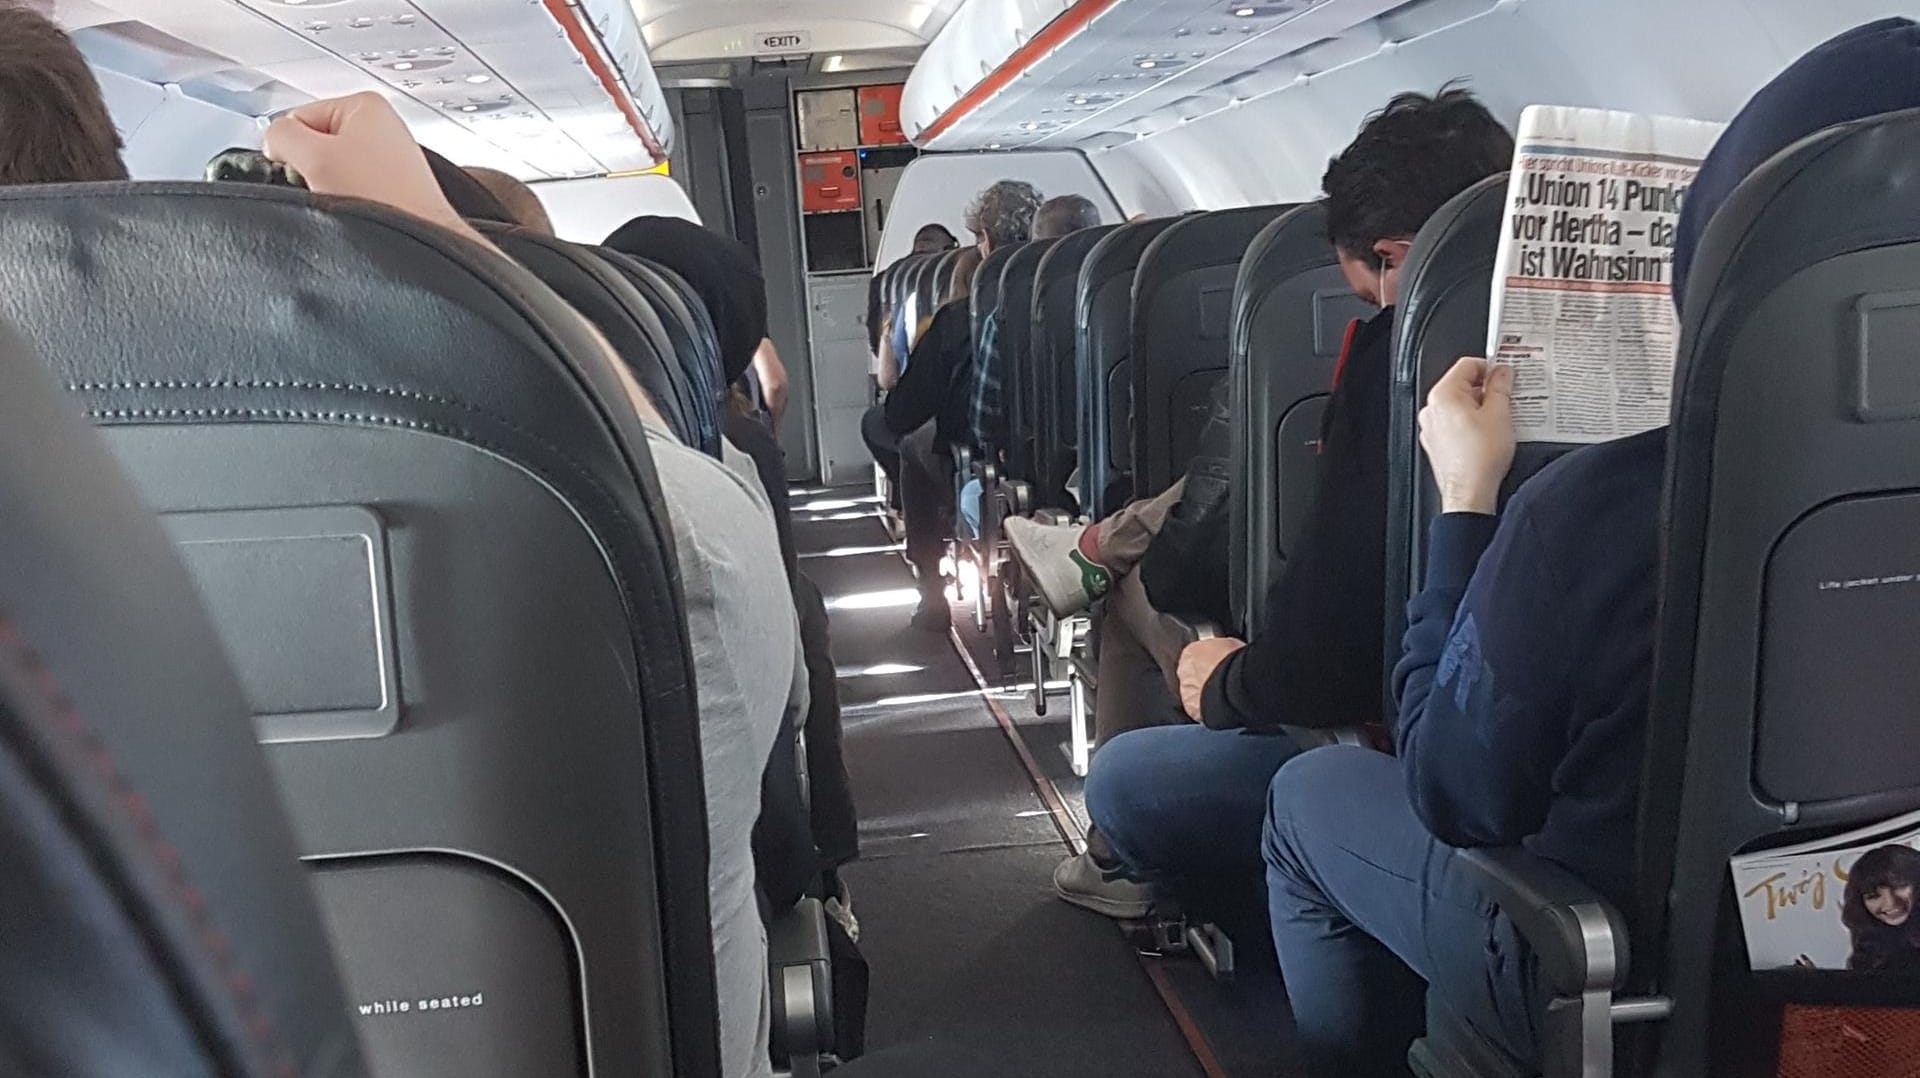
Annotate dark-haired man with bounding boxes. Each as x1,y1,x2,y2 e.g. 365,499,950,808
0,3,129,183
1045,88,1514,923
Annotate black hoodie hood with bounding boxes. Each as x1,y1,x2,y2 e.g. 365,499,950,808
1673,17,1920,314
603,216,768,384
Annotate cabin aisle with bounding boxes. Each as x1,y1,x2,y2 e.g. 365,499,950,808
793,492,1205,1075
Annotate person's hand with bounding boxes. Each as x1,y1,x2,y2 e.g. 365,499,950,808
1419,357,1516,515
1177,636,1247,721
753,339,790,429
264,92,477,242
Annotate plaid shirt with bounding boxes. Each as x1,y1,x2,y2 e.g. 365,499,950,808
965,307,1003,454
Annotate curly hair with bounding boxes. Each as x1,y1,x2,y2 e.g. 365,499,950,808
1321,83,1512,262
965,179,1044,250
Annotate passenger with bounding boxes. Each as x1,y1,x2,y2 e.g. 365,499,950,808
1261,19,1920,1076
264,92,795,1078
912,222,959,254
1046,89,1511,922
960,192,1103,470
888,180,1042,629
605,212,864,940
863,248,983,514
0,3,129,183
464,164,555,236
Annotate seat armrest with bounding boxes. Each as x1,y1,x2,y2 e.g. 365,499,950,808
1457,847,1629,996
1164,615,1222,647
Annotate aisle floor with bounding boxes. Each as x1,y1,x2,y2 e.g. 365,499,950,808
795,502,1210,1076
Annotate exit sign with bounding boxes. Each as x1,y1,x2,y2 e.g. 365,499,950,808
753,30,812,55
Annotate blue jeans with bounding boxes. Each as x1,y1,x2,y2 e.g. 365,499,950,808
1263,746,1544,1077
1085,723,1302,918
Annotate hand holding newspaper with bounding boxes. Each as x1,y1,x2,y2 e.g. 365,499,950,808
1486,107,1725,443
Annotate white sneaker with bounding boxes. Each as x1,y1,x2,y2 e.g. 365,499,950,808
1004,517,1112,616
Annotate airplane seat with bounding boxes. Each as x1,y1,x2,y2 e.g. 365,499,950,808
910,252,945,337
608,253,730,415
1033,224,1119,513
475,221,721,457
996,237,1059,488
1077,217,1180,518
1382,174,1508,710
1226,204,1374,637
0,320,369,1077
0,182,720,1078
931,247,963,309
1129,204,1289,499
954,242,1023,630
1418,111,1920,1078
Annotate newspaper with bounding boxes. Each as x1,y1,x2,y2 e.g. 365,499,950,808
1730,808,1920,971
1487,107,1724,443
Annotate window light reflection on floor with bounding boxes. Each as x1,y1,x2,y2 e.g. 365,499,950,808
823,587,923,611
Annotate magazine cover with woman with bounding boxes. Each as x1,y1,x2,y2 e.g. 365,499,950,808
1732,808,1920,971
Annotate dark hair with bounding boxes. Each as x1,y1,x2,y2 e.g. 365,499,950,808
1034,194,1102,239
1320,84,1512,263
1842,844,1920,971
965,179,1043,250
912,223,958,253
0,4,128,183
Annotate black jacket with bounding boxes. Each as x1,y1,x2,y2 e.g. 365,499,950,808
884,299,972,451
1201,307,1394,733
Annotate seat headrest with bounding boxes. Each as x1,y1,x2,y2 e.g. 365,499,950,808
0,321,365,1077
0,182,679,572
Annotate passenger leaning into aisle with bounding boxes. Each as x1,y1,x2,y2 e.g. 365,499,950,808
256,88,801,1078
1262,19,1920,1076
1042,89,1513,922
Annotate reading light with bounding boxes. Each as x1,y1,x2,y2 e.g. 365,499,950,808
1234,6,1257,15
393,61,414,70
1138,59,1157,69
465,73,491,83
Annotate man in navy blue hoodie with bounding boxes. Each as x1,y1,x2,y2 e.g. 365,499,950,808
1259,17,1920,1076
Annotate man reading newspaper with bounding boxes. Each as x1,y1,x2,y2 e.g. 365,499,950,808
1258,17,1920,1077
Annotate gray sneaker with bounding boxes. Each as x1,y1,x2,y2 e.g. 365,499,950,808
1005,517,1112,616
1052,849,1155,920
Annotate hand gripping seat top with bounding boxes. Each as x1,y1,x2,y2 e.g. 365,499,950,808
1381,175,1506,706
1227,203,1375,635
995,236,1060,483
0,321,368,1078
1076,217,1180,516
1130,204,1290,498
1031,224,1118,512
0,182,719,1078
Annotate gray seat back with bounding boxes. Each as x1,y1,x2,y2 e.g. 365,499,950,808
1130,205,1290,498
1228,204,1374,634
1382,176,1506,702
1032,225,1118,510
0,321,367,1078
1075,217,1179,516
1641,108,1920,1073
0,182,718,1078
997,236,1060,481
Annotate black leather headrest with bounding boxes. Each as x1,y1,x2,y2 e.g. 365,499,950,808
0,321,365,1077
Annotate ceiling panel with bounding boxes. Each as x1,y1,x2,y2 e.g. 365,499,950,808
632,0,966,63
901,0,1423,152
44,0,671,179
